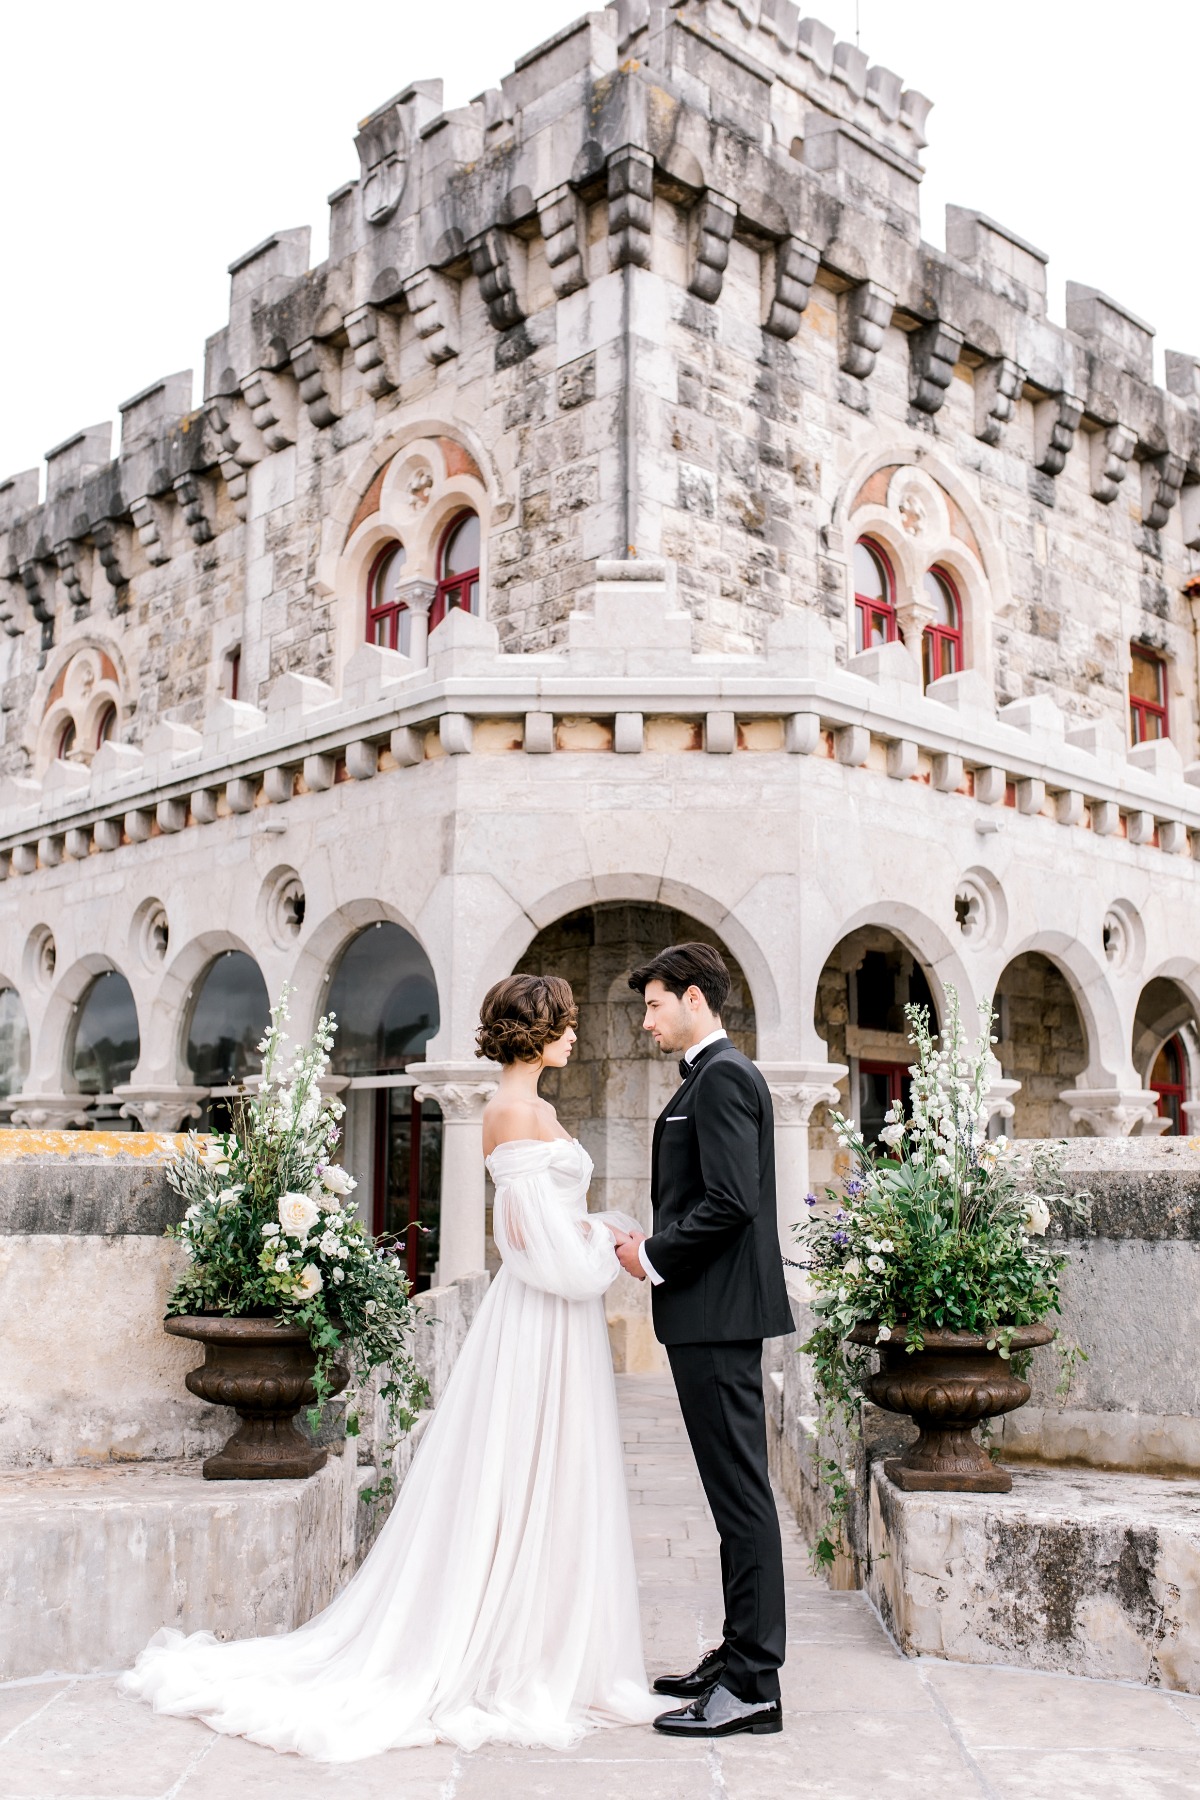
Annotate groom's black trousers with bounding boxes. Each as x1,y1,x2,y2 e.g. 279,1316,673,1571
665,1339,785,1704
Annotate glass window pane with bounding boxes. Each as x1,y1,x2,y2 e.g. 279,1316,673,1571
185,952,270,1086
0,988,30,1099
853,540,885,602
858,1069,893,1145
1129,653,1163,705
328,923,440,1075
442,512,480,578
72,972,140,1095
868,608,888,646
374,543,406,607
924,569,957,627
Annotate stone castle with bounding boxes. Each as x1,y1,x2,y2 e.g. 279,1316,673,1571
1,0,1198,1359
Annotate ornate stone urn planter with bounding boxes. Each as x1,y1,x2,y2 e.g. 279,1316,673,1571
167,1315,350,1480
850,1321,1055,1493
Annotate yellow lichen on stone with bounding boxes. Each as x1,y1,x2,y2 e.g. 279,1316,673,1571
0,1130,194,1161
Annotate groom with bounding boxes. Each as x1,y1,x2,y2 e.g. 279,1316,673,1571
615,942,792,1739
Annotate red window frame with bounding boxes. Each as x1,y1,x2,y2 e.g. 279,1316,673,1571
857,1059,912,1147
1129,644,1168,744
1151,1034,1186,1136
432,511,480,629
366,542,410,651
854,539,897,653
923,566,963,687
56,718,76,760
94,704,117,749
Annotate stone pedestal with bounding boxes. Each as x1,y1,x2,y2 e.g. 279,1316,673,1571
1061,1086,1160,1135
8,1094,92,1128
410,1060,499,1282
756,1061,848,1257
112,1084,207,1131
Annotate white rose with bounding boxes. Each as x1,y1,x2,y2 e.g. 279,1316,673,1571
320,1165,357,1199
843,1258,862,1279
262,1222,280,1237
865,1238,880,1255
876,1324,892,1344
878,1123,905,1148
295,1263,323,1299
274,1254,291,1273
867,1254,885,1273
217,1187,242,1210
879,1239,895,1254
365,1298,377,1313
1021,1197,1051,1236
332,1266,344,1284
278,1192,320,1238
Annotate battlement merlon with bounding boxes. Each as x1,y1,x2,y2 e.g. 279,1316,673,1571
2,0,1199,588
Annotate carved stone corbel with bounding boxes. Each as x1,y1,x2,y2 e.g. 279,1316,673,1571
1089,422,1137,504
467,228,525,333
21,554,57,650
402,268,459,364
54,530,95,603
838,280,894,379
688,192,736,303
910,319,964,414
129,495,173,566
208,390,263,518
537,185,588,298
172,472,215,546
240,366,298,453
345,303,401,398
1141,451,1186,531
1033,391,1083,476
290,336,343,429
763,236,819,340
607,145,653,270
92,517,132,597
0,556,26,636
974,356,1023,446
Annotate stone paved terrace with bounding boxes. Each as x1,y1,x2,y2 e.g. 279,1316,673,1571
4,1375,1200,1800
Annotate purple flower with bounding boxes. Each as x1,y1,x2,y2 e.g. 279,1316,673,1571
831,1230,849,1247
845,1179,863,1197
804,1193,818,1207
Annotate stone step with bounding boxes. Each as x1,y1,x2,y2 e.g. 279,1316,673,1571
866,1460,1200,1692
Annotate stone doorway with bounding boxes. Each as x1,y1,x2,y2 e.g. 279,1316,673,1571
512,903,756,1370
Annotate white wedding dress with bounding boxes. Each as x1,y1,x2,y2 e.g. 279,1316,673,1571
120,1138,660,1759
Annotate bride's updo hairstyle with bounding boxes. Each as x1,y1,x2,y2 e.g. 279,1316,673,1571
476,974,578,1064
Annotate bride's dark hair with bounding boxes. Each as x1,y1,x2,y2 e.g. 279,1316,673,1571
476,974,578,1064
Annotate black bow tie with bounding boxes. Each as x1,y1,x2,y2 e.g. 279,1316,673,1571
678,1058,691,1079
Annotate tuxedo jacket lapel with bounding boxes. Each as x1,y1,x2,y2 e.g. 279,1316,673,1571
650,1042,723,1207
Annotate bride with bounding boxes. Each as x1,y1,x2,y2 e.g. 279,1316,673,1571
120,973,659,1759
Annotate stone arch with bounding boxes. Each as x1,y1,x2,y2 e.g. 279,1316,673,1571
808,899,979,1029
26,637,130,772
992,930,1121,1091
1131,970,1200,1133
483,870,782,1055
289,896,437,1039
136,929,264,1084
512,897,759,1372
29,951,126,1091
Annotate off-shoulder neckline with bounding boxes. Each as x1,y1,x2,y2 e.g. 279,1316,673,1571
485,1135,580,1155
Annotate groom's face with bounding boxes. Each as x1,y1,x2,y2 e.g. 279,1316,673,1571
640,979,697,1054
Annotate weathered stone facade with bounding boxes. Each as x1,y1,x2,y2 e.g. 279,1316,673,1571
2,2,1200,1344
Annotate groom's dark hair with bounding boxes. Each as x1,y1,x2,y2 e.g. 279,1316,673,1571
628,942,731,1018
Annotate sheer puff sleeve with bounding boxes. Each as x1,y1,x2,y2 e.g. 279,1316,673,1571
486,1140,638,1302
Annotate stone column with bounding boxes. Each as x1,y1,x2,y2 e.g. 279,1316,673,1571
113,1085,208,1131
756,1061,848,1262
397,577,436,668
983,1056,1020,1132
1060,1087,1160,1136
410,1060,500,1281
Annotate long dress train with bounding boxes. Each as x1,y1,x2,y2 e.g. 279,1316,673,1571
119,1138,659,1759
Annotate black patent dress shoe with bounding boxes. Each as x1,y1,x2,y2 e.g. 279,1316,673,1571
652,1644,727,1698
653,1682,783,1738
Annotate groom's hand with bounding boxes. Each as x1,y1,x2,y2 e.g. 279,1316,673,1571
615,1230,648,1280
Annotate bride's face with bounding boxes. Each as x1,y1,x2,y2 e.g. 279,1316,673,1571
539,1024,577,1069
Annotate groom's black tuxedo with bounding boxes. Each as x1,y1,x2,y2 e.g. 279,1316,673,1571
644,1036,791,1706
645,1039,794,1345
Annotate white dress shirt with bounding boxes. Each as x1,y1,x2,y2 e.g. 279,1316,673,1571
638,1029,728,1284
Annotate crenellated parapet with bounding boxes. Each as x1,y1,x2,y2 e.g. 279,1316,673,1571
1,0,1198,716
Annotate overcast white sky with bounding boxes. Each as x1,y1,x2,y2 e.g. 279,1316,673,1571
2,0,1195,486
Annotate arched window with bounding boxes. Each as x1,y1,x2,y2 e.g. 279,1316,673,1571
185,951,270,1131
432,511,480,629
328,922,442,1292
71,971,140,1097
0,988,30,1101
366,542,410,652
1129,644,1168,743
853,539,896,652
1151,1035,1187,1135
56,719,77,761
95,704,117,749
922,566,963,686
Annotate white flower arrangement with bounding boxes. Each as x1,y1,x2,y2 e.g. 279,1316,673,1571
163,984,427,1459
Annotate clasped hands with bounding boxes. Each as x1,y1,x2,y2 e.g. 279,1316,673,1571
611,1226,648,1281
